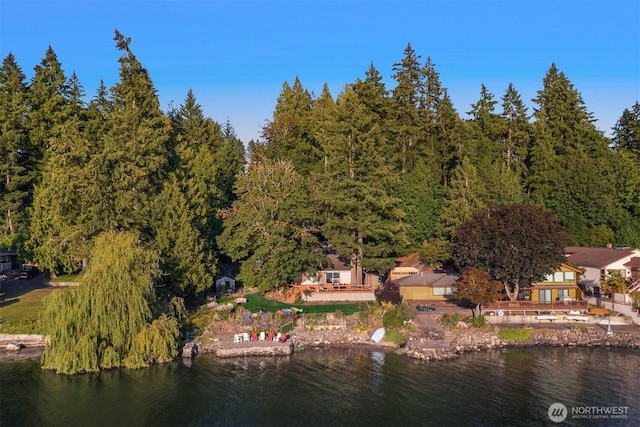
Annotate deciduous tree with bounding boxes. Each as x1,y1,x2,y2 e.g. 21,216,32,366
41,231,179,374
452,204,569,301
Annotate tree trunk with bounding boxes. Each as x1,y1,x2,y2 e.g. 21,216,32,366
504,282,519,301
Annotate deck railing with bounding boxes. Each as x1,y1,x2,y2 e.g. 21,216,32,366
484,300,589,312
298,284,374,293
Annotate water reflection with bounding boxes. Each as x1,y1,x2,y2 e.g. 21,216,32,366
1,347,638,427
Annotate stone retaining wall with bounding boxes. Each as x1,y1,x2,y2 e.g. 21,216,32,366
0,334,47,349
405,329,640,362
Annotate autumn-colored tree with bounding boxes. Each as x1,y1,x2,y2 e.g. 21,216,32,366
454,267,504,316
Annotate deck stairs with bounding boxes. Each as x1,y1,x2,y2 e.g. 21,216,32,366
285,286,303,304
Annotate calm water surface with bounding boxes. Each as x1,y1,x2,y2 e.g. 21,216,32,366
1,346,638,427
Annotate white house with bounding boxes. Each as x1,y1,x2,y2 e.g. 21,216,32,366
299,253,354,286
564,246,640,291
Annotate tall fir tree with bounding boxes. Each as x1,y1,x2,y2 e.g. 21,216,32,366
0,53,32,251
612,102,640,157
87,30,170,236
315,86,409,275
500,83,531,173
261,77,317,175
389,43,423,173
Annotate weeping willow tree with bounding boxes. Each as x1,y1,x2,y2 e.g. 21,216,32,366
41,231,180,374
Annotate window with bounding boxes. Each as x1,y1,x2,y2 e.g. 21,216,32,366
433,286,456,296
544,274,553,282
325,272,340,283
558,289,569,298
564,271,574,282
539,289,551,302
554,272,564,282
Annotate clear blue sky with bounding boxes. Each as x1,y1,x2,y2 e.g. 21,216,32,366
2,0,639,144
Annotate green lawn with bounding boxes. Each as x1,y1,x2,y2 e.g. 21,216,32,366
0,288,58,322
221,293,362,316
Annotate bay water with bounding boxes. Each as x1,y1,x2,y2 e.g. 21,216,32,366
1,346,638,426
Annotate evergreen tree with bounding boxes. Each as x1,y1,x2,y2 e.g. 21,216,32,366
41,231,179,374
87,30,169,236
612,102,640,157
310,83,337,174
0,53,31,250
389,43,423,172
218,119,246,205
315,86,409,275
466,84,503,173
501,82,531,170
27,46,71,167
261,77,317,174
28,114,92,274
151,176,215,298
396,157,444,246
532,63,609,158
437,157,486,240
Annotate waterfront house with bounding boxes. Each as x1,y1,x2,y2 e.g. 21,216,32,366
523,263,584,303
564,246,640,291
392,270,459,303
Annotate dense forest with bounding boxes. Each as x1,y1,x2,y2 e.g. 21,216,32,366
2,33,640,301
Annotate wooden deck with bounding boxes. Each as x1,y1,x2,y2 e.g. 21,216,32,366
484,300,589,314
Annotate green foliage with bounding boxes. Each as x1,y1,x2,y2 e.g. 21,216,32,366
41,231,179,374
384,327,405,345
217,159,324,292
453,204,569,300
0,319,45,334
382,303,416,329
497,328,534,341
440,313,463,329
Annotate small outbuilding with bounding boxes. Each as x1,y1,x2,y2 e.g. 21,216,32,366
215,275,236,296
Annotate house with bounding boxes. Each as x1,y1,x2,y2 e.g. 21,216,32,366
215,275,236,296
392,270,459,303
564,246,640,291
523,263,584,303
0,248,18,273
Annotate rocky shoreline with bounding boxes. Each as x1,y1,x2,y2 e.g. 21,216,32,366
186,324,640,361
404,328,640,362
4,326,639,364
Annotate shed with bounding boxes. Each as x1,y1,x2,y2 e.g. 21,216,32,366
215,275,236,295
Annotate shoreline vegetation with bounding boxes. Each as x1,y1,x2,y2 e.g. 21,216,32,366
2,290,639,366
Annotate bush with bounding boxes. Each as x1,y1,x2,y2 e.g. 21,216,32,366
0,319,46,334
441,313,463,329
471,315,486,328
375,282,402,304
497,328,534,341
384,327,405,345
382,304,416,329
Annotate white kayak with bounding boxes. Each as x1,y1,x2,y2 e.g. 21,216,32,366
370,327,385,343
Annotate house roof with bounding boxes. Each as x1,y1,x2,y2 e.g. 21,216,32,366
393,271,459,287
624,257,640,269
325,253,351,271
564,246,638,268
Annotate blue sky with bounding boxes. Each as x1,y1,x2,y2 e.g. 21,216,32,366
1,0,639,144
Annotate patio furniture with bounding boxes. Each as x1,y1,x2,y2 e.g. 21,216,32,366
259,332,266,341
279,333,287,343
274,332,282,342
250,332,258,341
242,333,250,342
267,332,275,341
233,334,243,344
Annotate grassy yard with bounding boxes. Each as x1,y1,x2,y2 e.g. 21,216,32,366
221,293,362,316
0,288,58,322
